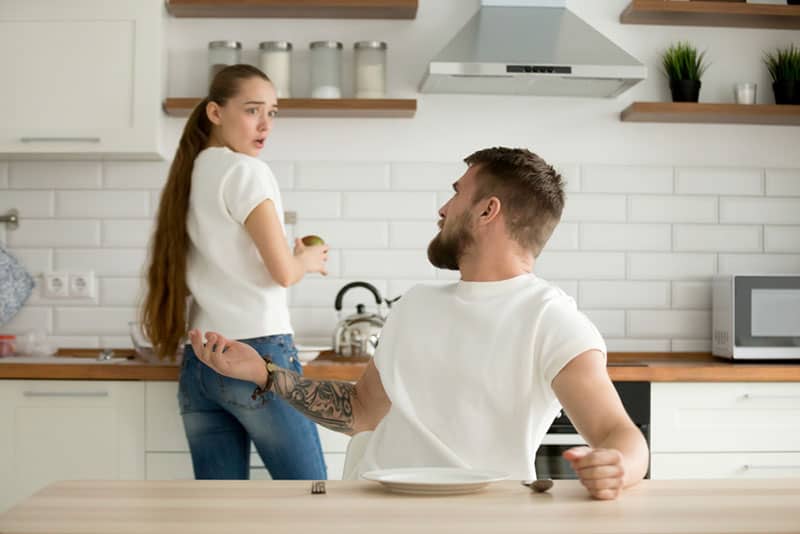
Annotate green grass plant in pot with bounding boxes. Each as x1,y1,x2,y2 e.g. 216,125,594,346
662,42,709,103
764,45,800,105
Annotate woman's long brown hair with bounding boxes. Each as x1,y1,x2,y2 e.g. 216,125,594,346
141,64,270,358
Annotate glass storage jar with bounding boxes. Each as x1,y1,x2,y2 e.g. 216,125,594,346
310,41,343,98
354,41,387,98
208,41,242,86
0,334,16,357
259,41,292,98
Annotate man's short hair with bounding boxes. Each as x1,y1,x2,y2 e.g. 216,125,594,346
465,147,565,257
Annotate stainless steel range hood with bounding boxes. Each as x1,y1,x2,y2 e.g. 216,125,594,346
419,0,646,98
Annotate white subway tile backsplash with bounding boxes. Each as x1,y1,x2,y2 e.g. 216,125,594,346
102,219,154,247
674,225,762,252
605,338,671,352
343,250,435,279
718,254,800,274
55,249,147,277
580,223,670,251
289,307,338,339
8,219,100,248
264,161,294,190
296,162,389,191
48,336,101,349
103,161,169,189
765,227,800,252
672,281,712,310
6,249,52,275
100,336,134,349
2,306,53,334
387,279,449,297
629,196,717,223
628,253,716,280
628,310,710,338
720,197,800,224
579,281,670,309
676,168,763,196
283,192,341,218
55,307,136,335
343,192,437,220
0,161,8,188
389,221,437,249
100,278,144,307
671,339,712,352
390,162,464,191
554,163,580,193
766,169,800,196
56,191,149,218
290,278,387,309
535,252,625,279
9,161,101,189
581,165,673,194
561,194,626,222
0,191,54,217
295,220,388,249
583,310,625,337
545,223,579,251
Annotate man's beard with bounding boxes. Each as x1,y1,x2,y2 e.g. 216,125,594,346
427,211,475,271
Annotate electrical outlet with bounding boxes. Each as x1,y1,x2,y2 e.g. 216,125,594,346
68,272,95,298
43,272,69,298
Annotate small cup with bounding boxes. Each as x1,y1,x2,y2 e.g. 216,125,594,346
734,82,757,105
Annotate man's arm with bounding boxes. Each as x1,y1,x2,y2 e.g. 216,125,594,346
188,330,390,436
551,350,649,499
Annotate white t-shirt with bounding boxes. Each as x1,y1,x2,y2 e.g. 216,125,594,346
186,146,292,340
351,273,606,480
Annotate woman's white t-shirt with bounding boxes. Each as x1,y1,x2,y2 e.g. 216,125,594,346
351,273,606,480
186,146,292,339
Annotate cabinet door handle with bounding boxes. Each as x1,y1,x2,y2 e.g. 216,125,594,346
744,464,800,470
20,137,101,143
23,391,109,398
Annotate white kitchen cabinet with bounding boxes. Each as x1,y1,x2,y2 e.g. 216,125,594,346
0,0,164,159
0,380,145,512
145,382,350,480
650,382,800,479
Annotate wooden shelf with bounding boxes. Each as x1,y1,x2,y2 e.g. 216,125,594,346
166,0,418,19
163,97,417,118
621,102,800,126
620,0,800,29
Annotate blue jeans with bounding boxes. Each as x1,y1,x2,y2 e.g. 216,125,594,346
178,334,327,480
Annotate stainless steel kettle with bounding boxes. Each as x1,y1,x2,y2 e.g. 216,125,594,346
332,282,398,357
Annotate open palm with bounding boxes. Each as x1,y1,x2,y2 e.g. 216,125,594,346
188,329,265,385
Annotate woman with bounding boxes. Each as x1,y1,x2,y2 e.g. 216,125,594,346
141,64,328,480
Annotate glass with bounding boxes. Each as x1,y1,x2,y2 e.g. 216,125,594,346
208,40,242,86
734,82,757,105
310,41,343,98
259,41,292,98
354,41,387,98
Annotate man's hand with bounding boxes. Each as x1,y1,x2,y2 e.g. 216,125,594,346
188,329,266,386
563,446,625,500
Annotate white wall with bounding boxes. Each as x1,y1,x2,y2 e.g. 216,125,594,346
1,0,799,351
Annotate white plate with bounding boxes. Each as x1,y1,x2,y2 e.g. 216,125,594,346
295,344,331,363
361,467,509,495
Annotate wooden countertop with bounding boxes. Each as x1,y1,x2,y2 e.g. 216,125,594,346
1,479,798,534
0,350,799,382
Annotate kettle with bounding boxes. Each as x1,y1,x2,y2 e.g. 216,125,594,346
332,282,399,357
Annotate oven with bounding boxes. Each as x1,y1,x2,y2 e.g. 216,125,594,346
534,381,650,480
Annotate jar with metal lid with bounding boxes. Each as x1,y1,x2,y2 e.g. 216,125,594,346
208,41,242,86
354,41,387,98
310,41,343,98
259,41,292,98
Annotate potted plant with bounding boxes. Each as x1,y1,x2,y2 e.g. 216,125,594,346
764,44,800,105
661,41,709,103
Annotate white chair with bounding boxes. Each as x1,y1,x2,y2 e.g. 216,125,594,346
341,431,373,480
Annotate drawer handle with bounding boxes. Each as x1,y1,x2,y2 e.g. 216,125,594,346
741,394,800,400
20,137,101,143
744,464,800,470
23,391,109,398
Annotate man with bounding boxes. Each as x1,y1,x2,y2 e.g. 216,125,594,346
189,147,649,500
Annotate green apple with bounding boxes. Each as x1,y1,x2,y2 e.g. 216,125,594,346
301,234,326,246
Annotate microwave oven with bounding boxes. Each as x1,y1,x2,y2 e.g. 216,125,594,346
712,274,800,360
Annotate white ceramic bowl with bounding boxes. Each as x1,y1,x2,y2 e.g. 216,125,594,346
295,344,330,364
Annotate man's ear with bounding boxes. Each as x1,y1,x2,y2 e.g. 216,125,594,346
478,196,501,224
206,101,223,126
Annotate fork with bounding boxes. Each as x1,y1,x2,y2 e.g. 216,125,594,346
311,480,326,495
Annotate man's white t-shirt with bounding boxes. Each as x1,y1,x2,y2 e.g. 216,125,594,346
351,273,606,480
186,146,292,339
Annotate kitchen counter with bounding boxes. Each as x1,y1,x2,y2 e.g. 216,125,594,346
1,350,799,382
1,478,798,534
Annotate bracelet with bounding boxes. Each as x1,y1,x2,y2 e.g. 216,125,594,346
251,357,277,400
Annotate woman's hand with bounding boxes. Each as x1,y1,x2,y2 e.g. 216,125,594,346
562,446,626,500
188,329,267,386
293,238,329,276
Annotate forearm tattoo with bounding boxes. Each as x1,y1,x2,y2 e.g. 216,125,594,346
270,368,356,433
